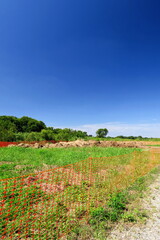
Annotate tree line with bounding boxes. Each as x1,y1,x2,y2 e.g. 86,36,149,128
0,116,88,142
1,116,156,142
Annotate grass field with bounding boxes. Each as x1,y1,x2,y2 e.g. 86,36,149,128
0,146,137,179
0,146,160,239
147,144,160,147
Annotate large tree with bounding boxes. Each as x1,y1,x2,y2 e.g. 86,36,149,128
18,116,46,132
0,115,46,133
96,128,108,138
0,119,17,141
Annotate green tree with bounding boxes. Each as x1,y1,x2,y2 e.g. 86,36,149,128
96,128,108,138
41,129,55,140
0,115,89,142
0,119,17,141
25,132,42,141
19,116,46,132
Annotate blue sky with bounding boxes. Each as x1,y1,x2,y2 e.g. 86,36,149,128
0,0,160,137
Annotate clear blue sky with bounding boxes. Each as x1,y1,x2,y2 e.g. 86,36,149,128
0,0,160,136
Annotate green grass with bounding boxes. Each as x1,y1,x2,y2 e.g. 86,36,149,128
0,147,138,179
89,192,128,224
147,144,160,147
68,166,160,240
87,137,160,141
1,146,160,239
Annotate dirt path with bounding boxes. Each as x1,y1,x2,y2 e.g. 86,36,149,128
108,175,160,240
